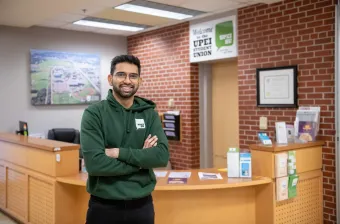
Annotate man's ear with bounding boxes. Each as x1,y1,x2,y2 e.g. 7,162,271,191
139,77,143,86
108,74,113,86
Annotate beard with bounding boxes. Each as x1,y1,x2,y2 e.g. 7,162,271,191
112,82,139,99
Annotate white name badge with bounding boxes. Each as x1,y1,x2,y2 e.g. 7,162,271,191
135,119,145,130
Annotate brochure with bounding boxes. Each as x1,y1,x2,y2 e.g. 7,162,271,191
198,172,223,180
167,177,188,184
168,172,191,178
154,170,168,178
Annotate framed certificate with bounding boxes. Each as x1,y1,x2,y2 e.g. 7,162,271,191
256,65,298,108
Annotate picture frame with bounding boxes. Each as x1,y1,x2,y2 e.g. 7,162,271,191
256,65,298,108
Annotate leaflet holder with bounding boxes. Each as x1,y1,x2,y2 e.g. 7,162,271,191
161,113,181,141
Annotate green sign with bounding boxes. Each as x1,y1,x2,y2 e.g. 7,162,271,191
215,21,233,49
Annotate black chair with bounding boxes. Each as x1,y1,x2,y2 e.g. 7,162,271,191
47,128,82,158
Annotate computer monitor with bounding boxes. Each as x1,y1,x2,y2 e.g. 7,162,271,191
19,121,29,136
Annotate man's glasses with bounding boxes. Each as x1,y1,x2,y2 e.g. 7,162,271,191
113,72,140,81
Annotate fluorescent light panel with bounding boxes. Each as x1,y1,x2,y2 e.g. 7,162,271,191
115,3,193,20
73,20,144,32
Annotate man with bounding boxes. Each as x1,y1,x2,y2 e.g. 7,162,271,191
80,54,169,224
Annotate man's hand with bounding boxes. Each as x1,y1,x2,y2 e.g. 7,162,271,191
143,134,158,149
105,148,119,158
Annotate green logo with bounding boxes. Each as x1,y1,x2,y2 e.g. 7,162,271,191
215,21,233,49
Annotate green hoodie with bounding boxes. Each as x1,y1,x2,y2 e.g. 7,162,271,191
80,89,169,200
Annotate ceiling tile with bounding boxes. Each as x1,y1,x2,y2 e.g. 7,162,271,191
88,0,130,7
142,0,188,7
39,20,67,28
93,8,177,26
52,13,85,23
180,0,240,12
69,5,106,16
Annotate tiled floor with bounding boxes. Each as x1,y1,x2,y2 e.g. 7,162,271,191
0,212,17,224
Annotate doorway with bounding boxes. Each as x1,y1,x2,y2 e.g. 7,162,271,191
211,59,239,168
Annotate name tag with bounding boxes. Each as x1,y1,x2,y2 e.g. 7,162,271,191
135,119,145,130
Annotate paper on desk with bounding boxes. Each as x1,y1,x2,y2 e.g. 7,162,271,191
198,172,223,180
154,170,168,178
168,172,191,178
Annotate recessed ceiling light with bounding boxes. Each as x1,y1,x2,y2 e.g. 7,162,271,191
114,0,204,20
115,4,192,20
73,19,145,32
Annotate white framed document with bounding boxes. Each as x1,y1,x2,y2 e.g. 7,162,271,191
256,65,298,108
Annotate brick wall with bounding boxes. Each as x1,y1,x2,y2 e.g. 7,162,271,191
238,0,336,223
127,23,200,169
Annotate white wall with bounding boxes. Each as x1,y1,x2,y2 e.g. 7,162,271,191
0,26,127,136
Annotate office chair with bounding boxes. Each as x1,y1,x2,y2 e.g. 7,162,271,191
47,128,82,158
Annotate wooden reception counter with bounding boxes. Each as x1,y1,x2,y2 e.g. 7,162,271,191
56,170,272,224
0,133,80,224
0,133,324,224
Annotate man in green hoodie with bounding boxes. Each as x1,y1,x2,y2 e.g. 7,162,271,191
80,55,169,224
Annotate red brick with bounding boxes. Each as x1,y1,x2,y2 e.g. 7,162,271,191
308,45,323,51
291,24,306,31
292,47,306,53
324,5,335,13
316,0,334,8
307,57,322,63
299,76,314,81
299,4,315,12
299,40,314,47
317,25,333,32
307,20,324,28
299,52,314,58
307,8,324,16
316,12,334,20
299,15,316,23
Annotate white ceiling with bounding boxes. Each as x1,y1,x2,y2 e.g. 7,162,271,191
0,0,280,36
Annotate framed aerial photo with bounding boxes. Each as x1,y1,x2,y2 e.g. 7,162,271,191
30,49,101,105
256,65,298,108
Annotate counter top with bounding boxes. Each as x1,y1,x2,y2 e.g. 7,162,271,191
57,169,272,190
0,133,79,152
249,140,324,152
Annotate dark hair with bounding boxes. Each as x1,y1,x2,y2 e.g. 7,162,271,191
110,55,141,75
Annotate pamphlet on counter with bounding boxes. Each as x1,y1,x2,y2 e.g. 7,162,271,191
198,172,223,180
167,177,188,184
167,172,191,184
154,170,168,178
168,172,191,178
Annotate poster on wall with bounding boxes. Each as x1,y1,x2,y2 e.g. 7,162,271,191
30,49,101,105
189,15,237,63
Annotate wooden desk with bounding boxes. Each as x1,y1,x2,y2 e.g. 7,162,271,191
250,141,324,224
56,169,272,224
0,133,79,224
1,133,323,224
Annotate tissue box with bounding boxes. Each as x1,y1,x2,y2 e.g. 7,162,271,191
227,148,240,178
240,153,252,178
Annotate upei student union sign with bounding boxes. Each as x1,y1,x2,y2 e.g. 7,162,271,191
189,15,238,63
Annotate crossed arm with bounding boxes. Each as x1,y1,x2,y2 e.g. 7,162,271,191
81,109,169,177
105,134,158,158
